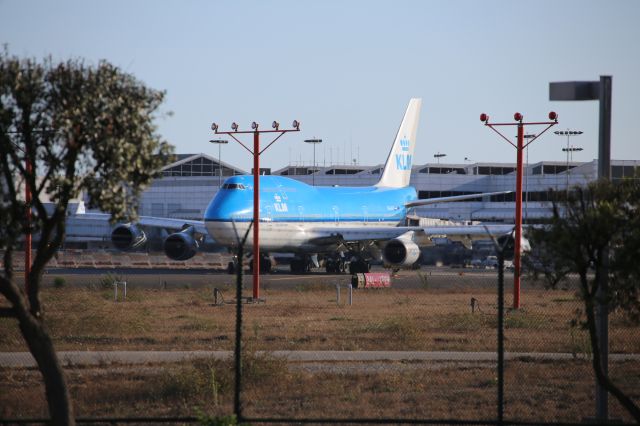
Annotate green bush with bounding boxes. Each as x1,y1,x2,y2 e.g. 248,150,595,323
99,273,122,290
53,277,66,288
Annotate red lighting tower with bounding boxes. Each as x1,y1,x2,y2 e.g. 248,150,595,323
211,119,300,301
480,111,558,309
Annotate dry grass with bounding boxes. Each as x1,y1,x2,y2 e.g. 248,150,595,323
1,279,639,422
1,357,639,423
1,284,639,353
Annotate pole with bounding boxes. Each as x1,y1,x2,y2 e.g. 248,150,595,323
312,143,316,186
252,131,260,300
595,75,612,422
514,123,524,309
25,149,32,295
481,112,557,309
234,242,244,419
525,144,529,223
218,143,222,188
497,250,505,424
566,132,570,191
211,120,299,301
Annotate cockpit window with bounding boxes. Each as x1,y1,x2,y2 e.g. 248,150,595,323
222,183,246,190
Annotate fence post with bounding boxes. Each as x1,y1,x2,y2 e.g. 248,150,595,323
336,284,341,305
234,245,244,420
497,251,505,425
348,284,353,306
113,281,127,302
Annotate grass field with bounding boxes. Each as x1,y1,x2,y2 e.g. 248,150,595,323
1,279,638,353
1,353,639,422
1,273,639,422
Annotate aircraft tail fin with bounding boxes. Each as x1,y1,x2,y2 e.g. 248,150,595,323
375,98,422,188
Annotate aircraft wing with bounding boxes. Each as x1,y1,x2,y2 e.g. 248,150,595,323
405,191,512,208
71,212,207,234
308,224,515,246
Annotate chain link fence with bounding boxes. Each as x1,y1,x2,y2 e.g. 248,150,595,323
1,257,638,424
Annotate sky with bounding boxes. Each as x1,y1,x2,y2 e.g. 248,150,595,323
2,0,639,172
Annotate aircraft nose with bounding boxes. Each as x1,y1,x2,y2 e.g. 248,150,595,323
205,192,252,221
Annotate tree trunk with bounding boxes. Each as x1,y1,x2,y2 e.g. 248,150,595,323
17,309,75,425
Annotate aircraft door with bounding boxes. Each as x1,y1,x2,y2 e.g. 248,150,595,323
332,206,339,224
362,205,368,223
298,205,304,223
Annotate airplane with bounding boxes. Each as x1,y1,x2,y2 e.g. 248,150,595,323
104,98,519,274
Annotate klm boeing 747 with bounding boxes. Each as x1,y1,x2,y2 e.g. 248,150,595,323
106,99,516,273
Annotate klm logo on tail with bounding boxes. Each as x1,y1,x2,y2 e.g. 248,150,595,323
375,98,421,188
395,138,412,170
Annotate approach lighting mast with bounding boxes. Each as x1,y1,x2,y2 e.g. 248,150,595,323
480,111,558,309
210,120,300,301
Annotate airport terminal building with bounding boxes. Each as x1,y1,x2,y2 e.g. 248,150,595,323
67,153,640,247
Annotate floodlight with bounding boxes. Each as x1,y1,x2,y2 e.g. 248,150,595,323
292,120,300,130
272,121,279,130
514,112,523,122
480,113,488,123
548,111,558,121
231,122,238,131
251,121,259,130
211,122,218,132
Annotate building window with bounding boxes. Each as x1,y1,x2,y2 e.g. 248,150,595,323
168,203,181,214
151,203,164,216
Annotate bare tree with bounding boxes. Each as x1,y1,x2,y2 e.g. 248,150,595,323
528,179,640,421
0,50,173,424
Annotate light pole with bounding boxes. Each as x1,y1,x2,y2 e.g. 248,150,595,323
209,139,228,188
304,138,322,186
480,112,558,309
550,76,612,422
211,119,300,301
434,152,446,164
554,130,583,191
562,145,584,192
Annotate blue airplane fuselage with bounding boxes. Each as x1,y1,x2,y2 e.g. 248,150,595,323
203,175,417,251
204,175,417,224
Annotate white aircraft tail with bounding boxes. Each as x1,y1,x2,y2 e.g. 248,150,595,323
375,98,422,188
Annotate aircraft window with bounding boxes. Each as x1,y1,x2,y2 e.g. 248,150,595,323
222,183,246,190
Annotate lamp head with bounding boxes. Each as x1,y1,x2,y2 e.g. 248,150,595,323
514,112,523,122
211,122,218,132
480,113,488,123
272,121,279,130
548,111,558,121
231,122,238,131
251,121,259,130
292,120,300,130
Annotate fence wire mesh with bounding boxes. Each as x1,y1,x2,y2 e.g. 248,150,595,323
0,255,639,424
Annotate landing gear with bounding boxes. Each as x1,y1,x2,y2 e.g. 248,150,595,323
248,254,272,274
348,257,371,274
290,256,311,274
325,257,346,274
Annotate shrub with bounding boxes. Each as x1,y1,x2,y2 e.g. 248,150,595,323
53,277,66,288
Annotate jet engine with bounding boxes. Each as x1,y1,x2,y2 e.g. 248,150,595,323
163,226,199,261
111,224,147,250
382,238,421,268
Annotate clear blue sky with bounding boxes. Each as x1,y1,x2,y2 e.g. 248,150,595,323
2,0,639,172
